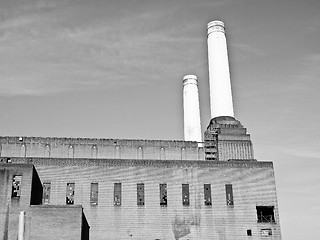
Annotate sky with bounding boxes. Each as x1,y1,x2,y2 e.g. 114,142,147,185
0,0,320,239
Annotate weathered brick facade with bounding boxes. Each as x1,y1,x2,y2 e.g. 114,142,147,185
2,157,281,239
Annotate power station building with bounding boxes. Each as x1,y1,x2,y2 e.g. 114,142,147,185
0,21,281,240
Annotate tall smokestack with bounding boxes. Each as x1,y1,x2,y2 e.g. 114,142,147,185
207,20,234,119
183,75,202,142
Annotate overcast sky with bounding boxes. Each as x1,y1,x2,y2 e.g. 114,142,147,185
1,0,320,239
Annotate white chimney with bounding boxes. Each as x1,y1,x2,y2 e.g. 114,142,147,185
183,75,202,142
207,20,234,118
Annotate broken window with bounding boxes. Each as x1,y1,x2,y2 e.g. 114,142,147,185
204,184,212,206
247,229,252,236
159,183,167,206
256,206,275,223
11,175,22,198
90,183,98,205
114,183,121,206
42,182,51,204
182,184,190,206
137,183,144,206
225,184,234,206
261,228,272,236
66,183,75,205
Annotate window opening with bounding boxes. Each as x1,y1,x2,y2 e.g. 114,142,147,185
90,183,98,205
256,206,275,223
12,175,22,198
261,228,272,236
66,183,75,205
91,145,98,158
159,184,167,206
204,184,212,205
247,229,252,236
137,183,145,206
114,183,121,206
42,182,51,204
114,146,121,159
182,184,190,206
225,184,234,206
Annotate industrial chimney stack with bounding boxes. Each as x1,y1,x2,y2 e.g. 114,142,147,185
207,20,234,119
183,75,202,142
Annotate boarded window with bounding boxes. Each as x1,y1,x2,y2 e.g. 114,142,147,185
261,228,272,236
12,175,22,198
256,206,275,223
66,183,75,205
159,184,167,206
90,183,98,205
204,184,212,206
114,183,121,206
42,182,51,204
225,184,234,206
182,184,190,206
137,183,144,206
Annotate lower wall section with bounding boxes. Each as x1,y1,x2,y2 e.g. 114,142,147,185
26,205,87,240
9,158,282,240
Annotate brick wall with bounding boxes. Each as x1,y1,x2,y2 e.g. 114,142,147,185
0,137,204,161
10,158,281,240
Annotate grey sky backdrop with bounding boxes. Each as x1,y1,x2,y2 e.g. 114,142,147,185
1,0,319,239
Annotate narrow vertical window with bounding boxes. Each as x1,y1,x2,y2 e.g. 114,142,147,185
114,146,121,159
137,146,143,159
20,144,26,157
42,182,51,204
90,183,98,205
66,183,75,205
181,147,186,160
160,147,166,160
68,145,74,158
91,145,98,158
182,184,190,206
12,175,22,198
159,184,167,206
204,184,212,206
114,183,121,206
137,183,144,206
225,184,234,206
44,144,50,157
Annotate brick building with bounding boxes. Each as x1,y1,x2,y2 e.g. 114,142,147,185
0,20,281,239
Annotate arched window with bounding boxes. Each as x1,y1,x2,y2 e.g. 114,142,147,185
20,144,26,157
181,147,186,160
114,146,121,159
91,145,98,158
137,146,143,159
160,147,166,160
44,144,50,158
68,145,74,158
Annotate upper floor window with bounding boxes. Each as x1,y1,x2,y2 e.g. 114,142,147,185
137,183,145,206
114,183,121,206
42,182,51,204
182,184,190,206
225,184,234,206
159,183,167,206
66,183,75,205
12,175,22,198
90,183,98,205
204,184,212,206
256,206,275,223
